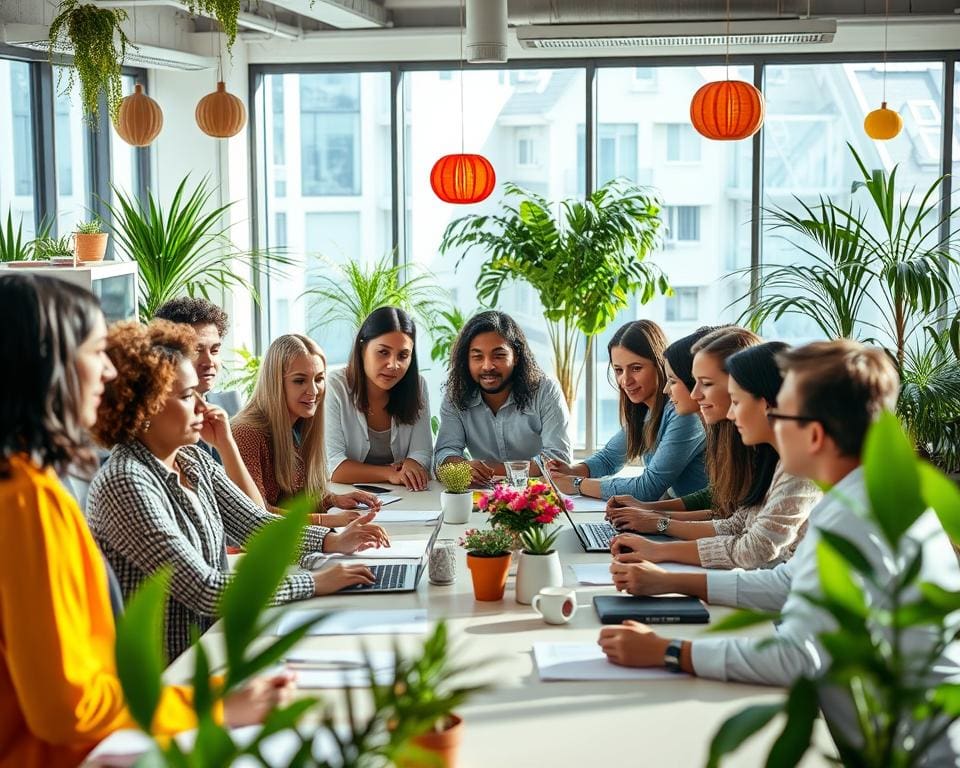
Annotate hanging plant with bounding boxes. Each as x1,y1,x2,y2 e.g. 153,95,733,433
48,1,130,125
185,1,241,50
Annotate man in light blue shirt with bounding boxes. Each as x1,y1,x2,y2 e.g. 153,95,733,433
434,311,571,484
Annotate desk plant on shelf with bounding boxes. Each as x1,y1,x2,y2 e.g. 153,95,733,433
480,481,572,604
74,217,108,262
439,179,669,410
459,527,515,601
436,460,474,524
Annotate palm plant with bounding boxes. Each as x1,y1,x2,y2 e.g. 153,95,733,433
105,176,294,319
430,306,471,366
221,345,262,400
439,180,668,409
301,254,449,336
0,209,32,262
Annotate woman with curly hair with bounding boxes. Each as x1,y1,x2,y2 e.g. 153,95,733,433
87,320,386,661
0,276,293,767
232,334,384,522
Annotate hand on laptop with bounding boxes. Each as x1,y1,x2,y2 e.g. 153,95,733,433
611,533,664,563
322,511,391,554
388,459,430,491
606,507,661,533
610,560,667,596
312,562,376,595
605,494,641,511
598,621,670,668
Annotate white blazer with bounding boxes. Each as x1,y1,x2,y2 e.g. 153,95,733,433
324,367,433,476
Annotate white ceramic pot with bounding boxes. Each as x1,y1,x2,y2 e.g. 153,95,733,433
441,490,472,524
515,549,563,605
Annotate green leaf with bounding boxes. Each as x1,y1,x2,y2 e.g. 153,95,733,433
919,463,960,548
115,568,171,732
706,703,783,768
932,683,960,716
863,412,925,548
817,530,874,578
764,677,819,768
708,610,780,633
816,541,866,617
918,583,960,612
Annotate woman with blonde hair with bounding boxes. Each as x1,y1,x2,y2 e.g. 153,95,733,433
233,334,378,525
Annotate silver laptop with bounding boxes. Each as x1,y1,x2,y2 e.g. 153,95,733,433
340,518,443,593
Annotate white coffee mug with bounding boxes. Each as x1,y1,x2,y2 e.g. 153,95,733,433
532,586,578,625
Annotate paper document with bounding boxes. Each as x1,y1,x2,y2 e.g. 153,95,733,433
369,510,441,523
566,496,609,513
285,649,396,688
534,642,688,681
340,538,430,560
276,608,429,636
328,494,401,512
572,562,708,585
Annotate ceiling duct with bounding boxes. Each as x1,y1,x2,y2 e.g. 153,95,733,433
1,23,216,70
516,18,837,49
466,0,508,62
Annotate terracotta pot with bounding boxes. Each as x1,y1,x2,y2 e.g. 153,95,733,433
408,714,464,768
74,232,108,262
466,552,510,601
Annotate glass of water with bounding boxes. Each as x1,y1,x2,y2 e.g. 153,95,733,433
505,460,530,488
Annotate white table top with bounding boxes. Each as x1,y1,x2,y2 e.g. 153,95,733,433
166,481,834,766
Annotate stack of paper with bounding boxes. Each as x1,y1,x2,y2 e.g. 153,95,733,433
533,642,688,681
366,510,441,523
285,649,396,688
275,608,429,636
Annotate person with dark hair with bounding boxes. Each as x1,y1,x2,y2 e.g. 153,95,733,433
0,275,294,767
87,320,386,661
609,341,820,569
326,307,432,490
547,320,706,502
434,310,571,483
597,341,960,765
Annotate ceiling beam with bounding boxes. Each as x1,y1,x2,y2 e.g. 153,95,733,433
268,0,390,29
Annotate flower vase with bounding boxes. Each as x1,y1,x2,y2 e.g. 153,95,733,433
515,550,563,605
441,491,472,524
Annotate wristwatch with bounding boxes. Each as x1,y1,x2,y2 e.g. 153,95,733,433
664,638,684,673
656,516,670,533
571,476,584,494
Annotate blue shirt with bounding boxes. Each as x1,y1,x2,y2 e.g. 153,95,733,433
433,377,572,471
583,400,706,500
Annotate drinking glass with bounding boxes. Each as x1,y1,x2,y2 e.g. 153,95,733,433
429,538,457,585
505,460,530,488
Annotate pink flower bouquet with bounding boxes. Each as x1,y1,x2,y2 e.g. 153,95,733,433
477,480,573,554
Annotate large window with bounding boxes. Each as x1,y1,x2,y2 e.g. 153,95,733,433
0,59,37,236
109,74,143,208
53,65,92,234
300,74,361,197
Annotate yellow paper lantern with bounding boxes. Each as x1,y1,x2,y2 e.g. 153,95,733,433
864,101,902,140
113,84,163,147
195,81,247,139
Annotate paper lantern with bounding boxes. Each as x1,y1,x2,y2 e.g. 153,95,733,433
690,80,765,141
430,153,496,204
864,102,902,140
113,84,163,147
195,81,247,139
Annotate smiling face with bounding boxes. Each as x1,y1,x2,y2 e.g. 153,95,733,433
726,375,775,446
663,358,698,415
363,331,414,392
147,358,205,451
690,351,732,424
284,353,326,422
610,345,659,407
191,322,222,395
75,313,116,429
468,332,516,395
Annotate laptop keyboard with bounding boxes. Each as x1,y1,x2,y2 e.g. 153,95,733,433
581,521,617,550
342,563,407,592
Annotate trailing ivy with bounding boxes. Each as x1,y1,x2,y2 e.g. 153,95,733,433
48,1,130,125
185,0,241,50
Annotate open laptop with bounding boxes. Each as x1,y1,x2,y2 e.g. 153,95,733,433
339,518,443,593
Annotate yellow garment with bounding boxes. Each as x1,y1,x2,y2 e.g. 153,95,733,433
0,455,206,768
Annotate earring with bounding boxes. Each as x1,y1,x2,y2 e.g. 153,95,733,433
143,419,151,432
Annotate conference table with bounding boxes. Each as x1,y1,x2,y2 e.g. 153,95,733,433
166,482,834,767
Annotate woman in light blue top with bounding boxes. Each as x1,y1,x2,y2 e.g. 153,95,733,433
326,307,433,491
549,320,706,501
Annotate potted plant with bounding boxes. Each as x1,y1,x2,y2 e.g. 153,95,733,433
31,234,74,263
437,461,474,524
459,527,514,601
74,217,108,262
706,414,960,767
479,480,572,604
0,209,35,263
439,179,669,410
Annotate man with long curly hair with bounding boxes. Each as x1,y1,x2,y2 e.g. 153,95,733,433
434,310,571,484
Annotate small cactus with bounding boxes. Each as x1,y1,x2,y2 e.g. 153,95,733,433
436,461,472,494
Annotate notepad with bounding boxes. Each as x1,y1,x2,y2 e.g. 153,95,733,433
285,649,396,688
533,643,687,681
572,562,710,585
275,608,429,636
368,510,441,523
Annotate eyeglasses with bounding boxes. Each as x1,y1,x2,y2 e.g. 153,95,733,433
766,411,817,425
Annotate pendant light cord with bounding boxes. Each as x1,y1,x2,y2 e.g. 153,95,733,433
725,0,730,81
882,0,889,103
459,0,465,155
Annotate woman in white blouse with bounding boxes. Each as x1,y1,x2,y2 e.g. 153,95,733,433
326,307,433,491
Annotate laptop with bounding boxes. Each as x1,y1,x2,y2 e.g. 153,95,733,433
339,519,443,593
536,456,673,553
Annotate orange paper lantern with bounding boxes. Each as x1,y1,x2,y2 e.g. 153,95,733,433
195,81,247,139
430,153,496,204
864,101,902,140
690,80,765,141
113,84,163,147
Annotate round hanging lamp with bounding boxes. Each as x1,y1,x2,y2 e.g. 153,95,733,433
196,81,247,138
864,102,902,140
430,153,496,205
690,80,764,141
113,84,163,147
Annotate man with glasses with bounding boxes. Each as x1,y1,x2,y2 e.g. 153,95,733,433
597,340,959,758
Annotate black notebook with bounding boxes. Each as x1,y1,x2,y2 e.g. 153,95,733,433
593,595,710,625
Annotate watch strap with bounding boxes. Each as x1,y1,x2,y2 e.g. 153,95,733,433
572,476,584,493
664,638,683,673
